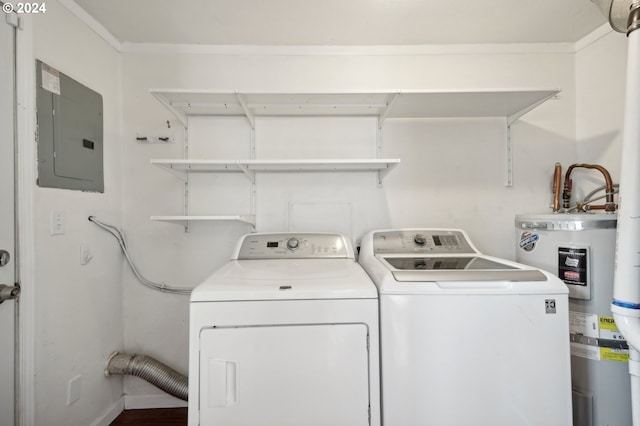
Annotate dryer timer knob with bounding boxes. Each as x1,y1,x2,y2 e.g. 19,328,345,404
286,238,300,250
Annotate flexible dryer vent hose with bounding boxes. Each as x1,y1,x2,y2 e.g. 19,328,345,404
105,352,188,401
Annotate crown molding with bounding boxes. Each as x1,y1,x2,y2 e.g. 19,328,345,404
58,0,122,51
119,41,577,55
574,23,617,51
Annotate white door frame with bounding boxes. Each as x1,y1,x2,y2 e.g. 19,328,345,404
14,14,36,426
1,9,17,426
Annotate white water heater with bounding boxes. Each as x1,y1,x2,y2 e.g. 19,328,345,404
515,213,630,426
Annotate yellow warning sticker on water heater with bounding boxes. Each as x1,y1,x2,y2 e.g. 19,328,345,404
600,348,629,362
598,315,629,362
569,312,629,362
599,316,619,331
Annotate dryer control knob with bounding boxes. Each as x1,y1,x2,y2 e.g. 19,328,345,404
286,238,300,250
414,234,427,246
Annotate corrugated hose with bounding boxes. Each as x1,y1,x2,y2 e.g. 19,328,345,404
105,352,188,401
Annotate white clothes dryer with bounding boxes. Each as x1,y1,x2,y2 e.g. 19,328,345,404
358,228,572,426
189,233,380,426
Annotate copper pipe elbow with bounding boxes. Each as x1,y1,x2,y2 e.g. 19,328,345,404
563,163,616,212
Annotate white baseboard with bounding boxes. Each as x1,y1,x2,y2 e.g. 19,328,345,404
124,393,188,410
89,393,187,425
91,397,125,426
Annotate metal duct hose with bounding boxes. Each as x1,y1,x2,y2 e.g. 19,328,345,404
105,352,188,401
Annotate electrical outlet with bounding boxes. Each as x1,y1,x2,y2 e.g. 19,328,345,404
50,211,65,235
67,375,81,406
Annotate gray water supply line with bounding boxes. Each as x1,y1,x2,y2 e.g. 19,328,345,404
105,352,189,401
88,216,194,295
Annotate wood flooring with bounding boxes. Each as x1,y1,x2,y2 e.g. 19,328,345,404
110,408,188,426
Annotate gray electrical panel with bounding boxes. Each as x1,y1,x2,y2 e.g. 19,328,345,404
36,60,104,192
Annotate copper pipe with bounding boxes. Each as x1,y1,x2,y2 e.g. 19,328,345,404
563,163,616,212
578,203,619,212
552,163,562,212
583,204,607,211
562,164,576,210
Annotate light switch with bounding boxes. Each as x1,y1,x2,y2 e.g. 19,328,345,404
50,211,65,235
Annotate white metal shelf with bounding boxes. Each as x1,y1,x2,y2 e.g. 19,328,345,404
148,89,560,230
150,159,399,229
150,89,559,187
150,89,560,128
151,215,256,227
151,158,401,183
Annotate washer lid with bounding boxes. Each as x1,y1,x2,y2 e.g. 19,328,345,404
381,255,547,282
191,259,377,302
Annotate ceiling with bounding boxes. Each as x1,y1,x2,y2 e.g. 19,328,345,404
69,0,608,46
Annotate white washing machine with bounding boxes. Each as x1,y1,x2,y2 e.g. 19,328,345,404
188,232,380,426
358,228,572,426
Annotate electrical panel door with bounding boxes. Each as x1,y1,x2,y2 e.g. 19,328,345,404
36,60,104,192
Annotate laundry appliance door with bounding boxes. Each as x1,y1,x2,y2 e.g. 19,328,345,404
199,323,371,426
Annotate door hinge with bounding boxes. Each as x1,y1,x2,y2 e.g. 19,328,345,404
4,10,21,29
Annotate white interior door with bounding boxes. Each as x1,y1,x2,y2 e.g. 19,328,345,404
0,10,17,426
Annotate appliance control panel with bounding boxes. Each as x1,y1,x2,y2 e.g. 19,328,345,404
236,233,351,259
371,229,476,255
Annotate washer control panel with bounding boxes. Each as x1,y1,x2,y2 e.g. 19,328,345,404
371,229,476,255
237,233,351,259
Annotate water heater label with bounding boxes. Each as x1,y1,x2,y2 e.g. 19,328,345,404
519,231,539,252
558,247,588,287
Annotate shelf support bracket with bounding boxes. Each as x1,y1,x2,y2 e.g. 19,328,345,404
183,128,190,233
378,162,399,187
507,91,558,126
236,92,255,129
378,92,399,129
504,119,514,187
155,165,187,182
183,176,190,233
151,92,188,128
237,163,255,183
503,91,559,187
376,119,384,188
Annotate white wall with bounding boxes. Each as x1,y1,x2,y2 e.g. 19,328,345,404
119,48,577,401
31,2,124,425
575,31,628,195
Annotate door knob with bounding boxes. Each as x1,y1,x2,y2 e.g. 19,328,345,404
0,284,19,304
